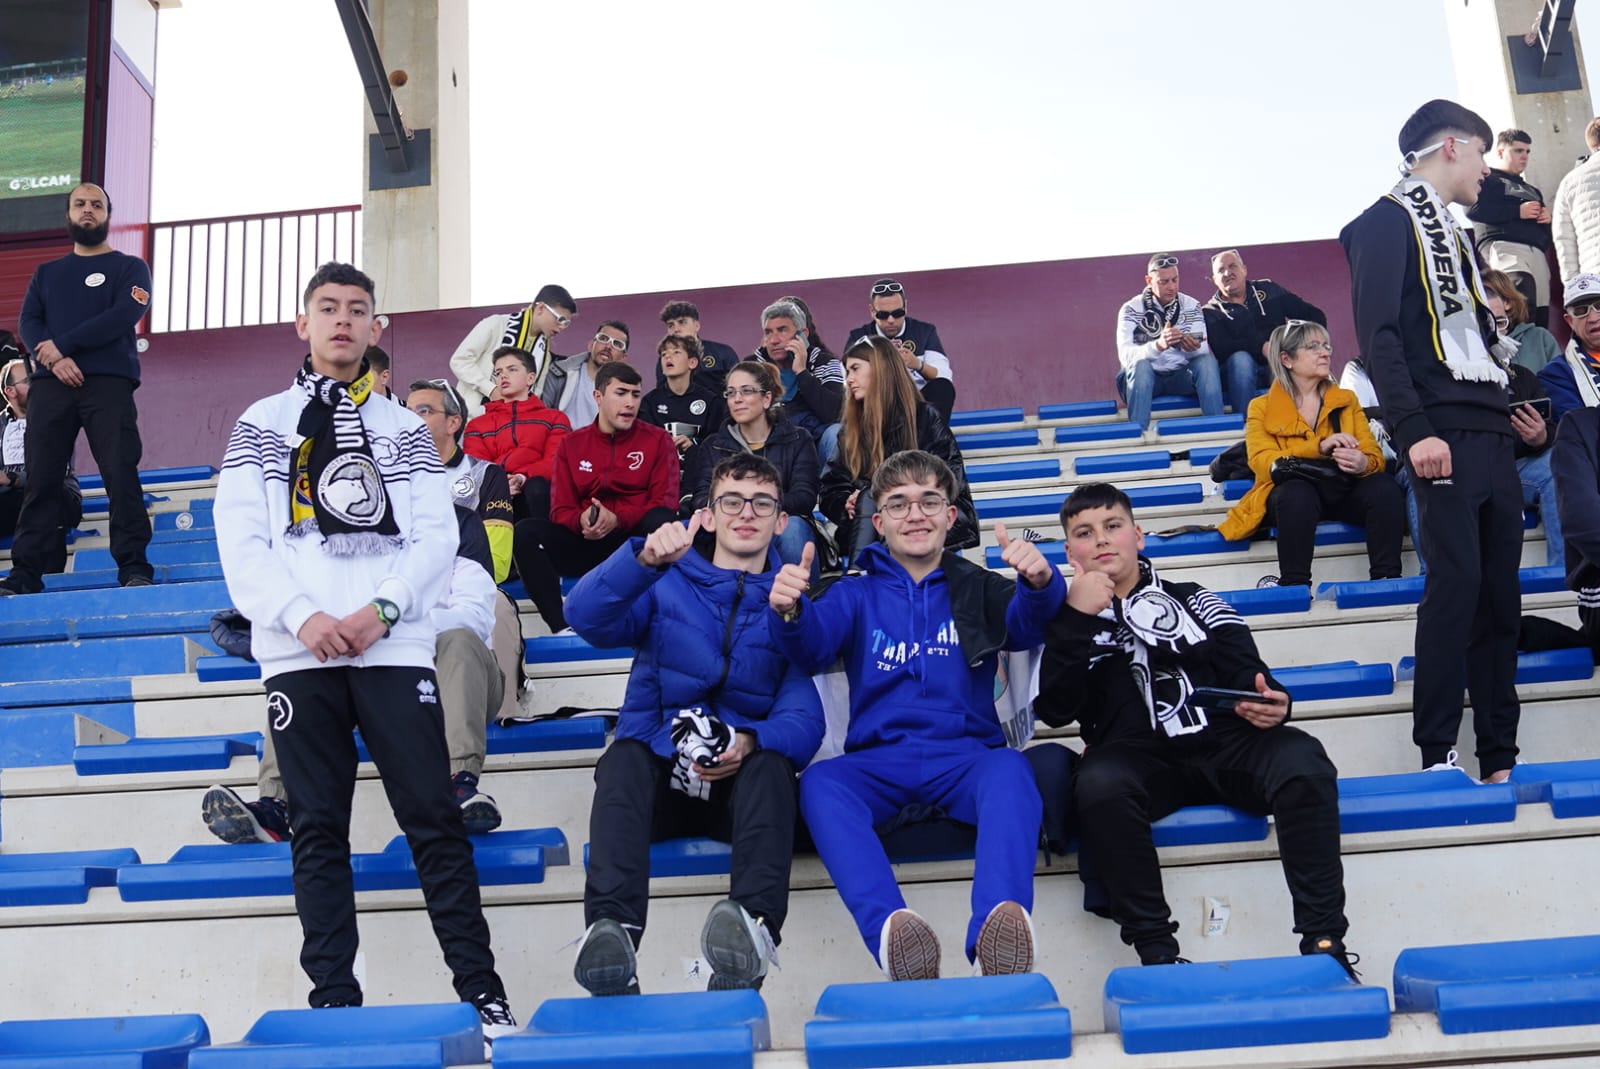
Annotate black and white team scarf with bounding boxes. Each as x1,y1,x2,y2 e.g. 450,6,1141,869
499,306,552,387
288,356,402,555
1091,558,1242,737
1563,337,1600,409
668,708,734,800
1386,177,1507,387
1135,290,1182,345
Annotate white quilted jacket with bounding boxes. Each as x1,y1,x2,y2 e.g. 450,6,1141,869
1552,154,1600,283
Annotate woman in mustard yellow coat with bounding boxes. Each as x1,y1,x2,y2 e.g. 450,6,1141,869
1217,321,1405,587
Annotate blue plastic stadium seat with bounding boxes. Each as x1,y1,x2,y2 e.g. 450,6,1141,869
486,717,608,755
0,579,235,644
1151,394,1196,412
1273,662,1394,701
1509,759,1600,816
1054,421,1143,446
1216,585,1311,616
1,701,134,768
964,459,1061,484
0,848,141,907
947,406,1024,428
78,465,218,493
1323,562,1570,605
1074,449,1171,476
974,493,1066,521
117,843,294,901
494,990,769,1068
524,633,630,662
1221,478,1252,500
43,562,226,591
383,825,569,869
1518,563,1568,594
805,975,1071,1068
1037,399,1119,420
196,656,263,683
0,635,199,684
1154,413,1244,437
1396,648,1594,685
152,505,216,533
954,428,1040,450
82,492,163,516
72,539,219,572
1104,955,1389,1054
583,836,731,877
1393,935,1600,1034
1336,769,1517,834
0,1013,210,1068
1141,529,1243,558
73,733,260,776
1152,804,1267,846
187,1003,481,1068
1187,445,1228,465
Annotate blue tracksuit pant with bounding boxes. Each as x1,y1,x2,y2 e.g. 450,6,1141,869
800,740,1042,962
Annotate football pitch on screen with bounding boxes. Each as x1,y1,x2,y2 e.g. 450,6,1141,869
0,79,85,201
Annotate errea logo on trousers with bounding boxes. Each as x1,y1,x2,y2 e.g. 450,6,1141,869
417,678,438,705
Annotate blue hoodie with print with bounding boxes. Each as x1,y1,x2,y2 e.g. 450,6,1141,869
773,541,1064,753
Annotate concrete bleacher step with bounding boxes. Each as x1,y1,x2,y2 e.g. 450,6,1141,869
495,989,769,1067
1103,955,1389,1054
187,1002,482,1068
0,1012,211,1068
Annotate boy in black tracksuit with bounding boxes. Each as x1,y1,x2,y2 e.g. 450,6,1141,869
1339,99,1522,782
1037,482,1351,972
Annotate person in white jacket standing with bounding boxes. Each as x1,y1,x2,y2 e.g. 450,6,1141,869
448,283,577,417
1551,118,1600,283
213,262,518,1047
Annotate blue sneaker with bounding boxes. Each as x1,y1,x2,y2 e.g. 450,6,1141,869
202,785,291,843
451,771,502,835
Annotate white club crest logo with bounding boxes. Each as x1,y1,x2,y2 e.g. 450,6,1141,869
627,450,645,471
417,678,438,705
371,436,401,467
689,399,706,416
316,455,387,527
84,272,106,288
452,474,475,500
175,512,194,530
267,691,294,730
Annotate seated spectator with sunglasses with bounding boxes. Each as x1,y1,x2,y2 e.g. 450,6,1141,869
543,321,632,430
464,347,572,522
1117,254,1224,430
844,278,956,426
1538,275,1600,426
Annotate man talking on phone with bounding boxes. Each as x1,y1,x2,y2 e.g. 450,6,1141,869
1036,482,1355,975
747,298,845,462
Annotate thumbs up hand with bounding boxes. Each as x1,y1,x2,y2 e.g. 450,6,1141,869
996,522,1056,590
770,541,815,616
638,512,704,568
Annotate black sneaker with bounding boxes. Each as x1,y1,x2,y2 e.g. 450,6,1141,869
574,919,640,996
701,899,772,990
120,575,155,588
451,771,502,835
202,785,291,843
1306,935,1361,981
471,991,518,1054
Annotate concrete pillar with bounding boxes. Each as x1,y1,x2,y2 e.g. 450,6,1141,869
360,0,470,314
1444,0,1594,196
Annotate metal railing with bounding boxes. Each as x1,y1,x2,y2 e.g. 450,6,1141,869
146,205,362,333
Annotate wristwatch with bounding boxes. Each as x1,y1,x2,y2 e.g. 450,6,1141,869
371,598,400,634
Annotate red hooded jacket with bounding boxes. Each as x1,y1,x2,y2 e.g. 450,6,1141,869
463,397,571,483
551,418,680,533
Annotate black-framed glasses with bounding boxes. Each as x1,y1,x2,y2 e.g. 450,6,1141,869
711,493,779,517
870,281,904,296
880,494,949,519
873,309,907,321
1149,256,1179,269
594,331,628,352
723,385,767,399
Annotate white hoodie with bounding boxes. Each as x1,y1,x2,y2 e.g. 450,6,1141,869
214,384,457,677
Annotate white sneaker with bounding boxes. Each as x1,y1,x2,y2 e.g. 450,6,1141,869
471,992,518,1058
701,899,774,990
1424,749,1471,775
878,908,940,981
975,900,1035,976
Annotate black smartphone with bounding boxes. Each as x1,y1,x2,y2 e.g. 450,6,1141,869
1510,397,1552,421
586,503,600,525
1190,686,1264,712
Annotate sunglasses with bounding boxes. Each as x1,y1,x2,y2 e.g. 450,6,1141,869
1149,256,1179,269
873,309,907,321
870,281,904,296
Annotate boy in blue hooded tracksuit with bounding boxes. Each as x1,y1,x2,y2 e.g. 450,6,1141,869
770,449,1065,980
565,453,824,995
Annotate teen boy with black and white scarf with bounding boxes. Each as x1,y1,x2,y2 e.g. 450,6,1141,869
214,262,518,1049
1340,99,1522,784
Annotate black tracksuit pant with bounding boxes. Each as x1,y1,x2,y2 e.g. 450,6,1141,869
512,506,678,631
1409,429,1523,775
266,665,504,1007
1073,720,1346,963
585,738,799,946
1266,473,1405,586
6,375,150,591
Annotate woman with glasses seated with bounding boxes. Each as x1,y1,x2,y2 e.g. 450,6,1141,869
688,361,821,577
821,336,978,564
1217,321,1404,587
1481,269,1561,374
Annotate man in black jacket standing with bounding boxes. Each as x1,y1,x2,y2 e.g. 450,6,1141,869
3,183,153,595
1202,249,1326,418
1467,129,1553,327
1340,99,1521,784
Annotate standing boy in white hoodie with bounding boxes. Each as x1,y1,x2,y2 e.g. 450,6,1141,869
213,262,517,1044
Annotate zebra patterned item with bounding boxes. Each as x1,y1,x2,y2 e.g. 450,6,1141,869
668,707,734,800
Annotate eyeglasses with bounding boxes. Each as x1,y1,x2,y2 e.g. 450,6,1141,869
880,494,949,519
1149,256,1179,269
538,303,573,329
407,378,462,417
1570,300,1600,318
870,281,904,296
723,385,768,399
873,309,907,321
1493,314,1511,332
594,331,628,352
409,404,444,417
711,493,779,517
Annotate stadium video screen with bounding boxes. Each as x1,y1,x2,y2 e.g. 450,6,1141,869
0,0,91,235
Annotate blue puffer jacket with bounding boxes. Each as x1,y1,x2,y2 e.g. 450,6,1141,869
565,537,825,766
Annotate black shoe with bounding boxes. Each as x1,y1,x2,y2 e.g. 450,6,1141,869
450,771,502,835
1305,935,1361,981
120,574,155,588
574,918,640,996
1142,955,1193,966
701,899,772,990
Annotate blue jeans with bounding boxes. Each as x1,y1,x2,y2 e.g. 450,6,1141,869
1518,450,1564,566
1223,350,1272,417
1119,353,1224,430
775,515,821,582
818,423,842,466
